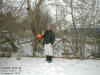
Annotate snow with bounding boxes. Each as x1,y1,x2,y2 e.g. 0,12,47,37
0,57,100,75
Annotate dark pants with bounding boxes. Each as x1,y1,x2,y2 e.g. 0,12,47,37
46,55,52,62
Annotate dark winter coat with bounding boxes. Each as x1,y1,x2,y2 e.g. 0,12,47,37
43,29,55,45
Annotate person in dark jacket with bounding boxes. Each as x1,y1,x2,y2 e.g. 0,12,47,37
43,24,55,63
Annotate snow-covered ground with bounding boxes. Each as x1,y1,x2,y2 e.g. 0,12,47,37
0,57,100,75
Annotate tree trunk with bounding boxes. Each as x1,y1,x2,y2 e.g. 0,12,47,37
26,0,45,56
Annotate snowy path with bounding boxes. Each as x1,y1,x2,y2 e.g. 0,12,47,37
0,57,100,75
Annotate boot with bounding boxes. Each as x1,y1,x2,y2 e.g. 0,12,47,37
48,56,52,63
46,55,49,61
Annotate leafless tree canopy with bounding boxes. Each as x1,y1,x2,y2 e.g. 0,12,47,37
0,0,100,58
